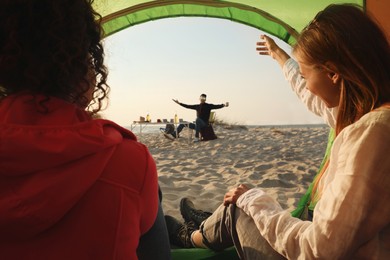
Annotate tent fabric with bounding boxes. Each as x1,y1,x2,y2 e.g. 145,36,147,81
290,128,335,218
172,246,238,260
93,0,364,45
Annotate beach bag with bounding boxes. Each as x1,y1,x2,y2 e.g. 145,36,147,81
200,125,217,141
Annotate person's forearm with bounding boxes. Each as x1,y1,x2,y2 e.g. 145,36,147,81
274,48,291,69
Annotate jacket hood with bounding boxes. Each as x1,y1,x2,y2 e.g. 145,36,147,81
0,94,136,240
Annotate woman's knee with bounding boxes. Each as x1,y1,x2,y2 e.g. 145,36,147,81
198,204,235,251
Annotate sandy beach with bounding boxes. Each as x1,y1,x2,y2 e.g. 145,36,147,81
136,124,330,221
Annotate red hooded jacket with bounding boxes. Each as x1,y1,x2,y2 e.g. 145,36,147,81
0,94,159,259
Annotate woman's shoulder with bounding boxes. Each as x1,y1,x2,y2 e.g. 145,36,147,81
338,108,390,145
352,108,390,131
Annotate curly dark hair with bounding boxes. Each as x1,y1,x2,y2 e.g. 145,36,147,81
0,0,109,113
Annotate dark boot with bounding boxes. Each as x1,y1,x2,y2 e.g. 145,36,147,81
164,215,196,248
180,198,212,228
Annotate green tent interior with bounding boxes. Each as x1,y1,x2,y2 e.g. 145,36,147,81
91,0,389,259
94,0,365,45
93,0,390,45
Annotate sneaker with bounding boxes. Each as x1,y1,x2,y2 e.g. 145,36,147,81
163,133,175,141
180,198,212,228
193,137,200,143
165,215,196,248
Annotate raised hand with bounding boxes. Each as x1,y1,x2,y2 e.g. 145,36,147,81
256,34,278,58
256,34,291,67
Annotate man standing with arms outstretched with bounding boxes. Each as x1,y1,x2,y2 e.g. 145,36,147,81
173,94,229,142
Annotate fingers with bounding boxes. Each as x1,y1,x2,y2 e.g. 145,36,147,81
257,34,275,47
223,189,234,206
256,47,270,56
260,34,271,42
223,184,250,206
225,188,240,205
257,51,270,56
256,44,268,50
256,36,270,56
257,35,270,46
223,193,231,206
256,41,267,50
238,184,249,190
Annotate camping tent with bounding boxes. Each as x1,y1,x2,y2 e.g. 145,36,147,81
93,0,389,45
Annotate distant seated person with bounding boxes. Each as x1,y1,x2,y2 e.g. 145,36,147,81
172,94,229,142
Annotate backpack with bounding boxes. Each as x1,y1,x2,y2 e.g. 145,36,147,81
200,125,217,141
164,123,175,135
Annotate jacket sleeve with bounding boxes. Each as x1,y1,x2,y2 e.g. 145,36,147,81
209,104,225,110
236,118,390,259
179,103,198,110
283,58,338,128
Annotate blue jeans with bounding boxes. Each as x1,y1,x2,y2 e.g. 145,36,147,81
177,118,207,138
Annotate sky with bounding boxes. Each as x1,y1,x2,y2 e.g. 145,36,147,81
102,17,324,127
